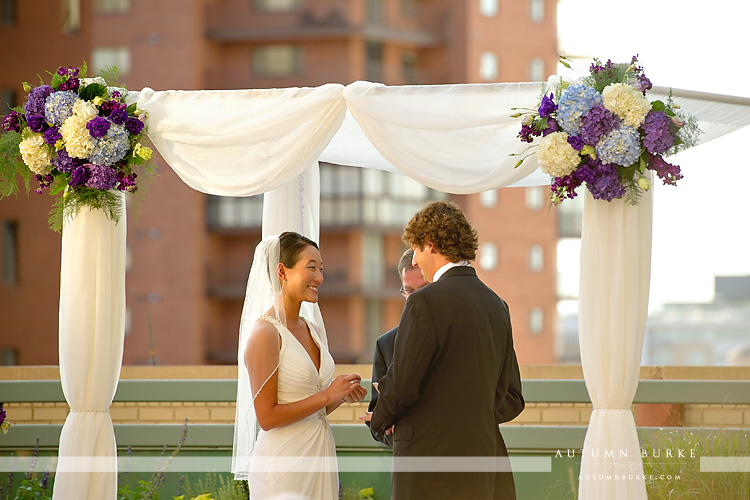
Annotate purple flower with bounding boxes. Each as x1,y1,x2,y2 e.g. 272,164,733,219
647,154,682,185
586,161,626,201
57,67,68,76
110,108,128,125
87,116,111,138
125,117,145,135
26,114,47,133
518,124,539,143
642,110,675,154
59,78,80,92
53,149,84,173
572,161,597,184
24,85,53,116
101,99,126,115
86,164,119,190
538,93,557,118
117,171,138,193
2,111,21,132
44,126,62,145
67,66,80,76
634,74,652,94
0,403,6,424
542,118,559,136
567,135,584,151
580,105,619,145
551,174,583,203
35,173,54,194
70,165,90,188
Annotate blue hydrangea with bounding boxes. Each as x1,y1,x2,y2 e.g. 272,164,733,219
88,123,130,166
556,84,603,136
44,91,79,127
595,125,641,166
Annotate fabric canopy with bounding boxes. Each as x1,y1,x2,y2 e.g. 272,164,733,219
53,80,750,500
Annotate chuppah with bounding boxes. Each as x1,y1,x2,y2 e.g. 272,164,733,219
2,59,750,500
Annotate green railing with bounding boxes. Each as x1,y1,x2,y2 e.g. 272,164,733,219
2,378,749,500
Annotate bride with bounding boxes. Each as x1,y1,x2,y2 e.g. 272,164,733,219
232,231,366,499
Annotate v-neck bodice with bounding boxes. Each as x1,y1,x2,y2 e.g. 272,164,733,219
259,314,335,405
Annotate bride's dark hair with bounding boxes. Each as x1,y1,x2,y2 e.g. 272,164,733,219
279,231,319,267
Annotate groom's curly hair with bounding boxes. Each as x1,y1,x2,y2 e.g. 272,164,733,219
402,201,478,263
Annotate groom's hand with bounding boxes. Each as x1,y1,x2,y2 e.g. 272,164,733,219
385,425,395,435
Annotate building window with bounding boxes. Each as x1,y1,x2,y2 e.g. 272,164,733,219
530,0,544,23
366,42,384,82
526,186,544,210
365,0,384,25
62,0,82,33
254,45,303,77
479,189,497,208
479,242,498,271
206,195,264,229
402,51,417,84
401,0,416,16
254,0,301,12
479,52,498,81
529,57,545,82
1,89,15,113
92,47,132,76
362,232,384,287
1,348,17,365
529,307,544,334
529,244,544,272
93,0,129,14
1,0,16,25
479,0,498,17
2,220,18,286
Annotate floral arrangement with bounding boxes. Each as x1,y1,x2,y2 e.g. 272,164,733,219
0,403,10,434
0,63,154,231
513,56,700,205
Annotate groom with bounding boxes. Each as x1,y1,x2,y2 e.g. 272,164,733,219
370,201,524,500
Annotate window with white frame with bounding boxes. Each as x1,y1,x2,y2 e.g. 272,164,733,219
253,45,303,77
526,186,544,210
480,189,498,208
479,52,498,81
529,57,545,82
92,47,131,76
529,244,544,272
529,307,544,334
93,0,129,14
254,0,301,12
479,242,498,271
530,0,544,23
479,0,498,17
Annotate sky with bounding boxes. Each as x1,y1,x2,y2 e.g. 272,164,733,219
556,0,750,311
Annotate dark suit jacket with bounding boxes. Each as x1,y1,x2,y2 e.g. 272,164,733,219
371,266,524,500
367,326,397,447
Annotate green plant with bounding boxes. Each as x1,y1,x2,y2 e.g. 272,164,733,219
340,480,375,500
641,427,750,499
181,472,248,500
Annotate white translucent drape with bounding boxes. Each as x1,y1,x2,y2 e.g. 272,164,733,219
577,187,653,500
52,202,126,500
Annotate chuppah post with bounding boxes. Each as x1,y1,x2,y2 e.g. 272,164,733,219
53,198,127,500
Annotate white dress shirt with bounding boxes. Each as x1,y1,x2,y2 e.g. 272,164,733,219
432,260,470,282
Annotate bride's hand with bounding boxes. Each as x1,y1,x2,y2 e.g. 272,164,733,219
325,374,362,403
343,382,367,403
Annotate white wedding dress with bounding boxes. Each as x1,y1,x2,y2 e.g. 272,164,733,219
248,314,339,500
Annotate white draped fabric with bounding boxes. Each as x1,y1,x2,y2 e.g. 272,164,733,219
53,80,750,499
53,202,126,500
577,187,653,500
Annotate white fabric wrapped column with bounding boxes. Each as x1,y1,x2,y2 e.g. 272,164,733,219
577,188,652,500
52,201,127,500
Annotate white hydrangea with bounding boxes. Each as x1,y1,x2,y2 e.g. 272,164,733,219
71,99,98,121
602,83,652,128
60,114,96,159
537,132,581,177
19,133,52,175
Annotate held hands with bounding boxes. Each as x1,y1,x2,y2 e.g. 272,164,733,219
326,374,367,404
